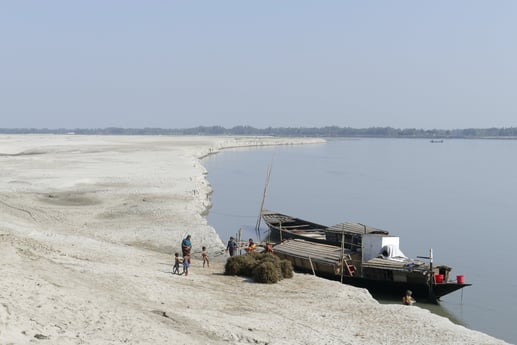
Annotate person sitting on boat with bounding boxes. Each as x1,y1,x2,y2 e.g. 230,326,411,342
246,238,257,253
402,290,416,305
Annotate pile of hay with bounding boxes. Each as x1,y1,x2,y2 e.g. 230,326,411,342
224,253,293,284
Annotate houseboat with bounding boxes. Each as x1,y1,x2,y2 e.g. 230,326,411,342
262,210,470,303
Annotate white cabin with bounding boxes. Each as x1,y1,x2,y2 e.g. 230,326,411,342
362,234,407,262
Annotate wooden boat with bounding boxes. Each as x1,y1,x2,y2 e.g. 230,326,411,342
262,209,389,246
261,210,328,243
263,210,471,303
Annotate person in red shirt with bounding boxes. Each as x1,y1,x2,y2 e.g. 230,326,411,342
246,238,256,253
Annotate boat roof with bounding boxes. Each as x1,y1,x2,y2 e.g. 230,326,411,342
362,257,428,272
274,239,444,273
273,239,343,264
261,210,327,228
326,222,389,235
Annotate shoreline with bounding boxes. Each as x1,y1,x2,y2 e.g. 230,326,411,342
0,135,509,345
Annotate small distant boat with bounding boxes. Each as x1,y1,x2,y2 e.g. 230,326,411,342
262,210,470,303
430,139,444,143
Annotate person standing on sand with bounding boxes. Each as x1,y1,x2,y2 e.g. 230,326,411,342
225,236,238,256
202,246,209,268
181,235,192,263
172,252,182,275
183,255,190,276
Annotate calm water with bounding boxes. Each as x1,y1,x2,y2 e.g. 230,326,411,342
203,138,516,344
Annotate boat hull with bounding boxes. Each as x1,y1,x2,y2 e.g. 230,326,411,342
273,239,470,303
262,210,328,243
281,257,470,303
341,276,468,302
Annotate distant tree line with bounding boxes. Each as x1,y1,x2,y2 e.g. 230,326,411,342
1,126,517,139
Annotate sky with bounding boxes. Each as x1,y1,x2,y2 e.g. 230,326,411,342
1,1,516,130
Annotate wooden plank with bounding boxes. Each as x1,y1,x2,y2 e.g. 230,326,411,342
327,222,389,235
274,239,343,265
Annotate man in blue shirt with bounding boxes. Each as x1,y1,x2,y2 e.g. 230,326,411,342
226,236,238,256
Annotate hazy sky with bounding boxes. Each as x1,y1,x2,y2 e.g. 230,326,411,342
1,1,516,129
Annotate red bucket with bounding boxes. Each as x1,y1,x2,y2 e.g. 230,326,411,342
456,275,465,284
435,274,444,283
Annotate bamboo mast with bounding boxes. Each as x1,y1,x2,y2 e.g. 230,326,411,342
340,227,345,283
255,161,273,243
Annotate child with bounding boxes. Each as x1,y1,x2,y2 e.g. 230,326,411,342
202,246,209,268
172,252,182,275
183,255,190,276
402,290,416,305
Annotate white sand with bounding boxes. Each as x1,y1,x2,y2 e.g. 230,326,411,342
0,135,509,345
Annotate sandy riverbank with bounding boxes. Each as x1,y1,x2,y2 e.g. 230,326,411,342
0,135,509,345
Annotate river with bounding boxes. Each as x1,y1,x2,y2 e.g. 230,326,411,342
203,138,516,344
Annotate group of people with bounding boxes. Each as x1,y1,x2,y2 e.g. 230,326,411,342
173,235,210,276
174,234,277,275
175,234,264,275
225,236,274,256
226,237,257,256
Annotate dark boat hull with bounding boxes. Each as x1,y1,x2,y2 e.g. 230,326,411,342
342,275,468,302
262,210,328,243
273,239,471,303
287,260,469,303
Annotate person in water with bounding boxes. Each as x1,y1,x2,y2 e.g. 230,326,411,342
402,290,416,305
